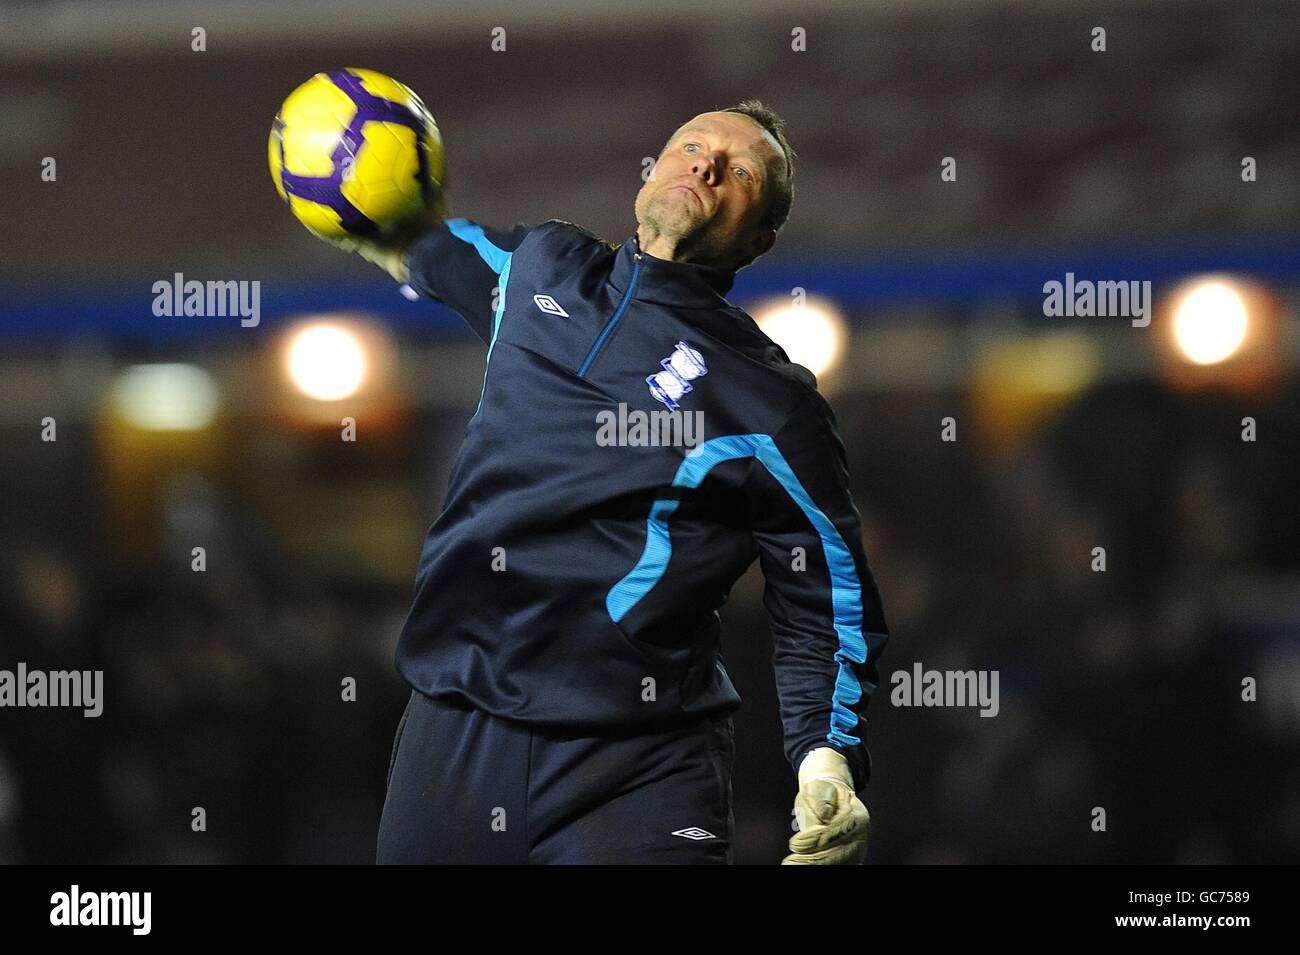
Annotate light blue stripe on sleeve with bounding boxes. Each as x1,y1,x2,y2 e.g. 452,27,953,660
446,217,512,275
444,218,514,417
606,434,868,747
474,255,511,417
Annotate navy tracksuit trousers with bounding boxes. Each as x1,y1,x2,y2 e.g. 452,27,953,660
376,690,736,864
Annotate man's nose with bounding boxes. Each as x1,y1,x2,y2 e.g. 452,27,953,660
690,151,723,185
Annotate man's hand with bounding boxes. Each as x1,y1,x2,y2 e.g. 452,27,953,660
781,747,870,865
323,190,448,284
328,235,410,283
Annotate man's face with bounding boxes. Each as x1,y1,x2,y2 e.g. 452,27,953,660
635,111,783,271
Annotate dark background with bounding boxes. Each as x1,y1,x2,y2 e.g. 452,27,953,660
1,0,1297,863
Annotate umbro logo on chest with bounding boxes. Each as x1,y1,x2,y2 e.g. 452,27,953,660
533,293,570,317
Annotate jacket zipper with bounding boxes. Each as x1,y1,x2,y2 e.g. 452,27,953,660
578,251,642,378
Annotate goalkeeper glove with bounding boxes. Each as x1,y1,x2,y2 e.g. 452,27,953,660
325,189,449,284
781,746,870,865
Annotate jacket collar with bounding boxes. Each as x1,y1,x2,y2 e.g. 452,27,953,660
608,230,736,308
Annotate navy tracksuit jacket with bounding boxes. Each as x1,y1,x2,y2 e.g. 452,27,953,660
386,217,889,853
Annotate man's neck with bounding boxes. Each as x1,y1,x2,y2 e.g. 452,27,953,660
635,224,683,262
635,224,732,272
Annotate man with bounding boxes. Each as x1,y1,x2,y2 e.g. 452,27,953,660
345,100,889,864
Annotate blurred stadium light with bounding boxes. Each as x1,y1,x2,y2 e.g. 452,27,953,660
751,294,847,386
110,363,220,431
285,321,369,401
1169,277,1251,366
1156,275,1283,393
274,314,399,425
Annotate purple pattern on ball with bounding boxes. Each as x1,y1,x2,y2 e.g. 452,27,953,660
276,69,435,236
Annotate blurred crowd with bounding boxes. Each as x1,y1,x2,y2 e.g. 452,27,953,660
2,372,1296,864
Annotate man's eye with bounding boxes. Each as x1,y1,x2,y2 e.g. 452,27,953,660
734,167,750,180
684,143,699,152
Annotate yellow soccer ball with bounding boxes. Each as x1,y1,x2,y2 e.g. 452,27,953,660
269,68,444,241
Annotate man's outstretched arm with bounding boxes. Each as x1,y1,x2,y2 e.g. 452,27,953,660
400,219,536,343
746,387,890,864
326,200,535,343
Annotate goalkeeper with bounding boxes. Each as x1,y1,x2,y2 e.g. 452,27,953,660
348,100,889,864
